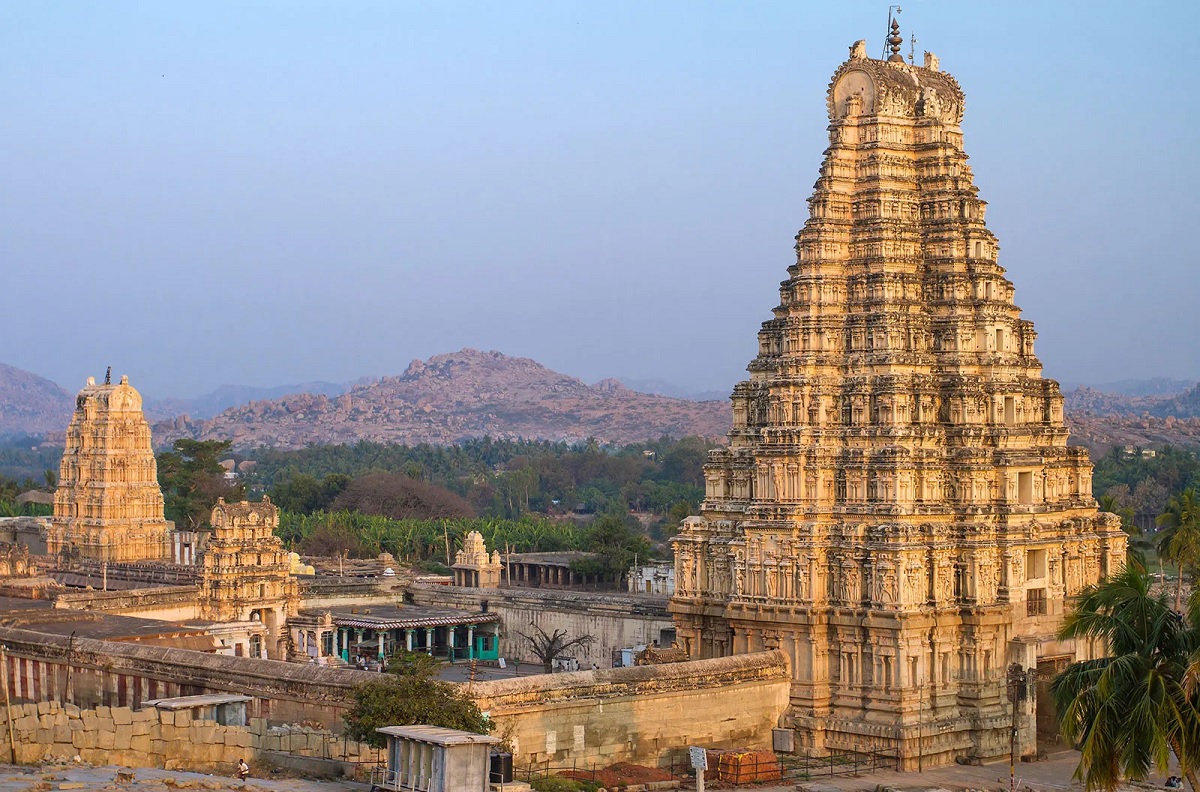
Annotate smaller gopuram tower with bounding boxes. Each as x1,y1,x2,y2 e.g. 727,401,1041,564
47,372,173,562
452,530,502,588
200,497,298,659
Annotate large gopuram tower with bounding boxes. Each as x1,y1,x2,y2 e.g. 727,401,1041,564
47,372,173,562
669,34,1126,768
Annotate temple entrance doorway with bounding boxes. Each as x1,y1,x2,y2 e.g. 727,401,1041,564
1036,655,1071,747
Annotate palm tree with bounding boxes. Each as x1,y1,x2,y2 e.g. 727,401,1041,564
1159,489,1200,611
1051,563,1200,791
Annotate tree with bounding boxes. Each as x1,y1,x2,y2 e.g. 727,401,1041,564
333,473,475,520
1158,489,1200,611
343,667,491,748
269,472,349,514
157,439,244,530
519,623,595,674
1050,563,1200,792
578,512,651,586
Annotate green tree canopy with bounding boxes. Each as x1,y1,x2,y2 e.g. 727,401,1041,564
156,439,244,530
1051,563,1200,791
342,653,491,748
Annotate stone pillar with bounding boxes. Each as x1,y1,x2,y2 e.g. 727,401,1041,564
406,629,414,652
425,627,434,656
335,628,342,659
448,626,456,660
377,632,385,659
467,625,475,659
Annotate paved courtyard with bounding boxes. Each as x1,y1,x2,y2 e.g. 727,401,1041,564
745,749,1174,792
0,764,368,792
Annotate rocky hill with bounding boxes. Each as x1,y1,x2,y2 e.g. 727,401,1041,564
0,363,74,438
142,380,356,421
154,349,732,450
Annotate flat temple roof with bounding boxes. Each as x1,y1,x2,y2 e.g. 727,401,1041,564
142,694,252,710
319,604,500,630
376,725,499,745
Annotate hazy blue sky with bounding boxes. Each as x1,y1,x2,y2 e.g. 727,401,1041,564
1,1,1196,398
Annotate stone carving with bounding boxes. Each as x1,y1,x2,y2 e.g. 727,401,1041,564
669,32,1126,769
200,496,298,659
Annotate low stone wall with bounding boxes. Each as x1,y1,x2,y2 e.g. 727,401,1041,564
2,699,382,776
0,626,375,729
472,650,791,769
53,585,203,621
411,584,675,669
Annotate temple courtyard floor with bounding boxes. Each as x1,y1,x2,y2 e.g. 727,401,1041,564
0,764,369,791
0,750,1178,791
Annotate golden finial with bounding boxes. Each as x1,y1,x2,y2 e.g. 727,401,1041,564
888,18,905,62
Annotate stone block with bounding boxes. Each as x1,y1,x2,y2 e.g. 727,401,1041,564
112,707,133,726
52,724,70,743
114,724,133,750
97,729,115,750
129,734,152,754
68,718,83,731
132,720,151,737
94,705,111,720
37,700,53,715
173,709,191,726
132,708,155,722
64,704,81,718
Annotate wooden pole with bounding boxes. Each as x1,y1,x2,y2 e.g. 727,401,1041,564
1,646,15,764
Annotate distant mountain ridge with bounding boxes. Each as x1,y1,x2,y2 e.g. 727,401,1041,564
617,377,729,402
153,349,732,450
143,380,360,421
0,363,73,437
4,359,1199,453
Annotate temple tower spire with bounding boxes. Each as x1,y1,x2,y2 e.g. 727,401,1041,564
670,39,1125,770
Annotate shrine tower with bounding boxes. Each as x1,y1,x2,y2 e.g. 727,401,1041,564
669,32,1126,768
47,372,173,562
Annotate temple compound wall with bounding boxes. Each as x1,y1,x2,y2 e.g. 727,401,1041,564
473,650,790,769
0,626,369,729
1,626,789,770
47,373,172,563
409,584,675,669
669,36,1126,770
5,699,383,777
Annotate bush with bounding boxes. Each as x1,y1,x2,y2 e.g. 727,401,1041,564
529,777,586,792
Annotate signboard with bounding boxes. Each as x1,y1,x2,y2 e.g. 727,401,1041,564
689,746,708,771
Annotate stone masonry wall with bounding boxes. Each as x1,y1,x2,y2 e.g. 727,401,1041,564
2,700,382,775
472,650,791,769
0,626,375,729
410,584,675,669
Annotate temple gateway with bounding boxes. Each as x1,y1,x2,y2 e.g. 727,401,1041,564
669,33,1126,768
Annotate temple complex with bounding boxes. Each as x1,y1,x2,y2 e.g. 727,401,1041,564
46,372,173,563
670,32,1126,768
199,496,298,658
